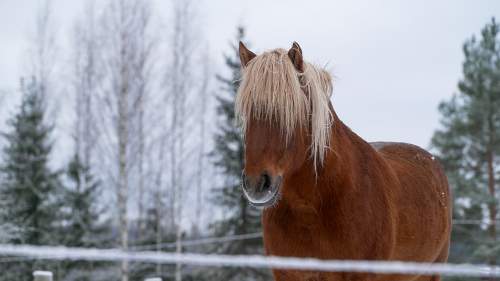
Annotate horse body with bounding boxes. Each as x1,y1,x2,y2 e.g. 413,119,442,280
262,121,451,281
236,42,452,281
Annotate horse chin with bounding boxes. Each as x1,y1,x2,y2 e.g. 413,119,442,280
243,183,281,209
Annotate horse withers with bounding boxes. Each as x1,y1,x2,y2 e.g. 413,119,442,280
236,42,452,281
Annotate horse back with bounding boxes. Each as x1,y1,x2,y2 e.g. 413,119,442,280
370,141,452,262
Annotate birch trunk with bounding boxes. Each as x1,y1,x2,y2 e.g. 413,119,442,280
118,37,130,281
194,56,210,235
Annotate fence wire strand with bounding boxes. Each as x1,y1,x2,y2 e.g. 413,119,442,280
131,232,263,251
0,244,500,277
129,219,499,251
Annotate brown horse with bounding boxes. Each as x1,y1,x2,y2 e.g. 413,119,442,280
236,42,452,281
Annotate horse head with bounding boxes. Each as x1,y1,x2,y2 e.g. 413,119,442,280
236,42,334,208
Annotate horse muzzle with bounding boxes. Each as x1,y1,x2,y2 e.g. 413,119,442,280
241,172,282,208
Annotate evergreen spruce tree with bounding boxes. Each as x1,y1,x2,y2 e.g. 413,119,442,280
431,18,500,277
0,174,21,243
0,77,60,280
59,153,112,281
129,206,176,281
209,26,271,281
0,198,21,243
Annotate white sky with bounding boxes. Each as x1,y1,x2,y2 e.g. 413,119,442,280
1,0,500,150
1,0,499,231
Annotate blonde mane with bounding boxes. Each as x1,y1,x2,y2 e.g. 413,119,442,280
235,48,334,169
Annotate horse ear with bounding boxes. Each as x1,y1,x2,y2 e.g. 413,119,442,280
239,41,256,67
288,41,304,72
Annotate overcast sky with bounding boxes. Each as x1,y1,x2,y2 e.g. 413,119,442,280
1,0,500,150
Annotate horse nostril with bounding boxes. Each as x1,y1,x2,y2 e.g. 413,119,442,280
241,172,281,207
258,173,272,193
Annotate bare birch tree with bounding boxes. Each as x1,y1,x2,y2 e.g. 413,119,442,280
28,0,57,101
165,1,202,280
193,47,212,235
71,0,100,186
149,92,172,276
97,1,155,280
129,0,156,243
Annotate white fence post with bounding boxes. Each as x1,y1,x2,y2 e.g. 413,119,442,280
33,271,53,281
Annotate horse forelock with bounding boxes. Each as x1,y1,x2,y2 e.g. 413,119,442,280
235,48,334,171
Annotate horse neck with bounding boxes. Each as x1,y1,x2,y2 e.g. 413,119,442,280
286,109,370,206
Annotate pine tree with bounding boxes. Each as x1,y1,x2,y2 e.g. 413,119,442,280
0,77,60,280
431,18,500,274
209,26,271,281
